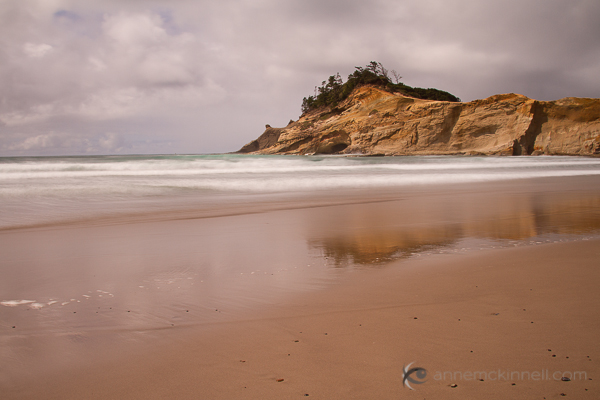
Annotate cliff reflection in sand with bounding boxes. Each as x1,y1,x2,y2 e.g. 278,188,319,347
308,189,600,267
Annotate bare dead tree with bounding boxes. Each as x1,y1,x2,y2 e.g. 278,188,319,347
377,62,389,81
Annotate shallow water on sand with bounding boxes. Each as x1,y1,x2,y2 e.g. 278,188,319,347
2,176,599,333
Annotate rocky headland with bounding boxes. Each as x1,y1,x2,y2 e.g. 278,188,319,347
238,86,600,156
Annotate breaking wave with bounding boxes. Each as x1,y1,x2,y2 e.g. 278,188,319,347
1,154,599,228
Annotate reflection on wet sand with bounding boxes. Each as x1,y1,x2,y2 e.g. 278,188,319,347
308,190,600,266
311,226,461,266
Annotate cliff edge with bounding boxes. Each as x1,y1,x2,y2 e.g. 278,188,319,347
238,86,600,156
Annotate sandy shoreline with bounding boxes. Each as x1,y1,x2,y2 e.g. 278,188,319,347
1,176,600,399
5,238,599,399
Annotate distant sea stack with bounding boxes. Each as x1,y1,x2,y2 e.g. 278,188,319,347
238,86,600,156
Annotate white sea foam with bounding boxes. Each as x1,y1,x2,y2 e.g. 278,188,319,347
1,155,599,228
1,300,36,307
1,157,600,180
155,169,600,192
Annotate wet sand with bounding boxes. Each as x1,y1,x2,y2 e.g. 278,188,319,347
2,176,600,399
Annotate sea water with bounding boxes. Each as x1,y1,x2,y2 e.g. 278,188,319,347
1,154,600,229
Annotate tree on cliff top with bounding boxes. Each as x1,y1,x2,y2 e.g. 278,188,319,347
301,62,460,114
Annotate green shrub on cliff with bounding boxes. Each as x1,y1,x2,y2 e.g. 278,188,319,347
301,62,460,114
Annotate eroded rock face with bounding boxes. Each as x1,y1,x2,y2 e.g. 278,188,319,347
238,86,600,156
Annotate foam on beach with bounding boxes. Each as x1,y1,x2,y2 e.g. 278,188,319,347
1,300,36,307
2,155,600,229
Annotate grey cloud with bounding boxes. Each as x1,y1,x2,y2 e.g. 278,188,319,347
1,0,599,156
2,130,125,154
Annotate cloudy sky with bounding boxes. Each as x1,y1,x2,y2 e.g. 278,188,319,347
1,0,599,156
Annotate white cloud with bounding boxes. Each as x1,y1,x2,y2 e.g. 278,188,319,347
103,12,166,46
88,57,107,72
23,42,54,58
3,131,126,154
97,132,123,151
14,133,57,150
101,12,198,86
75,87,146,120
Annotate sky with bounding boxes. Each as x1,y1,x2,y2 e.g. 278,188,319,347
1,0,599,156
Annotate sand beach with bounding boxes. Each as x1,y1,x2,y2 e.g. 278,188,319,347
1,157,600,399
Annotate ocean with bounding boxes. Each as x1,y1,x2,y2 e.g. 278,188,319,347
2,154,600,229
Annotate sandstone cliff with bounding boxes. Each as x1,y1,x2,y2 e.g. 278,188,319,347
238,86,600,156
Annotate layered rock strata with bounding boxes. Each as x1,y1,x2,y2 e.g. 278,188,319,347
238,86,600,156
